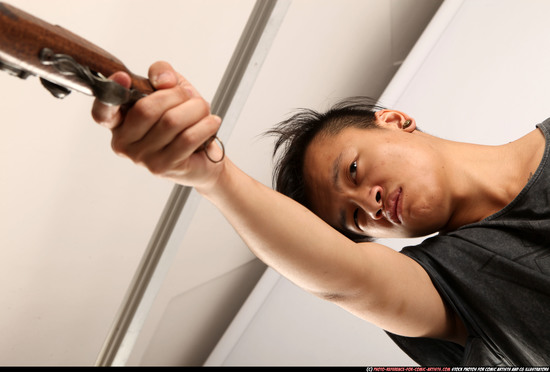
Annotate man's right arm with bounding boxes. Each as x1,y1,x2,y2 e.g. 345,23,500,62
92,61,466,346
201,158,466,345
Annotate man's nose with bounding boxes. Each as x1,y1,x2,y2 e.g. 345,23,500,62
357,186,384,220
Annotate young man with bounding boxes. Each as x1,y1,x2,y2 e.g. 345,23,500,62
92,62,550,365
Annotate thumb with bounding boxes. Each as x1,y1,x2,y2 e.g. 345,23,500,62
148,61,179,90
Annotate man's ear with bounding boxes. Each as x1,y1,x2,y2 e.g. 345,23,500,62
374,109,416,132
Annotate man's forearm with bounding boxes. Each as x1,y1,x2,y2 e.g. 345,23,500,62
197,158,364,298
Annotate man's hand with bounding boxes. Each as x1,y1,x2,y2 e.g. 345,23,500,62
91,61,224,190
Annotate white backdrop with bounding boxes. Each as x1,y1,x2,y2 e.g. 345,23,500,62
1,0,445,365
207,0,550,366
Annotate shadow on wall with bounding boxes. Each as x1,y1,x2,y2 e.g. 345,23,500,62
140,259,267,366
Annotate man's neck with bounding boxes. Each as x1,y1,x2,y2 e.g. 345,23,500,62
437,128,545,232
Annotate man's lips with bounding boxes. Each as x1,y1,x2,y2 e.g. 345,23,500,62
385,187,402,224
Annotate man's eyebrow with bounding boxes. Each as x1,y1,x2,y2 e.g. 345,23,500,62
332,152,343,193
333,152,348,232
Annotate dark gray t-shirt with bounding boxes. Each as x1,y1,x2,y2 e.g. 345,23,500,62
387,118,550,366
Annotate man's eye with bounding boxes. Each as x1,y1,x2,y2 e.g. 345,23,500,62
349,161,357,181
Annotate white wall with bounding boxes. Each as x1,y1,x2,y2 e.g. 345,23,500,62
129,0,443,366
0,0,253,365
208,0,550,366
1,0,442,365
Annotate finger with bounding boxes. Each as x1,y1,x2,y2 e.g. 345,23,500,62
169,114,223,161
112,82,195,146
148,61,181,90
91,71,132,129
151,114,222,172
126,97,212,158
149,61,203,98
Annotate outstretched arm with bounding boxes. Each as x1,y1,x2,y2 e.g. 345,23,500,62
92,62,466,345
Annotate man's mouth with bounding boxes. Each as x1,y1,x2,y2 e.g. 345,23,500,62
386,187,402,224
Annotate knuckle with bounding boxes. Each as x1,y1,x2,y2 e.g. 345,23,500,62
131,98,156,121
145,160,160,174
190,97,210,118
130,147,153,168
110,136,127,156
208,114,222,132
92,107,117,128
200,99,211,116
91,109,104,124
132,151,146,166
146,158,168,176
179,130,199,148
160,110,181,131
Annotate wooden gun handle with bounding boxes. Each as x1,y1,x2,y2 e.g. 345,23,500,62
0,2,153,96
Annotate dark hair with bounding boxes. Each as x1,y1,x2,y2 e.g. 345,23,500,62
267,97,385,242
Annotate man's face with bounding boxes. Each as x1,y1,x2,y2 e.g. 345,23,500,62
303,124,453,239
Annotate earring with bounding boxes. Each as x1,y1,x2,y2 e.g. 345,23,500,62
403,120,412,129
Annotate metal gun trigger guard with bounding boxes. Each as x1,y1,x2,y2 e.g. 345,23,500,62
39,48,145,105
202,135,225,163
